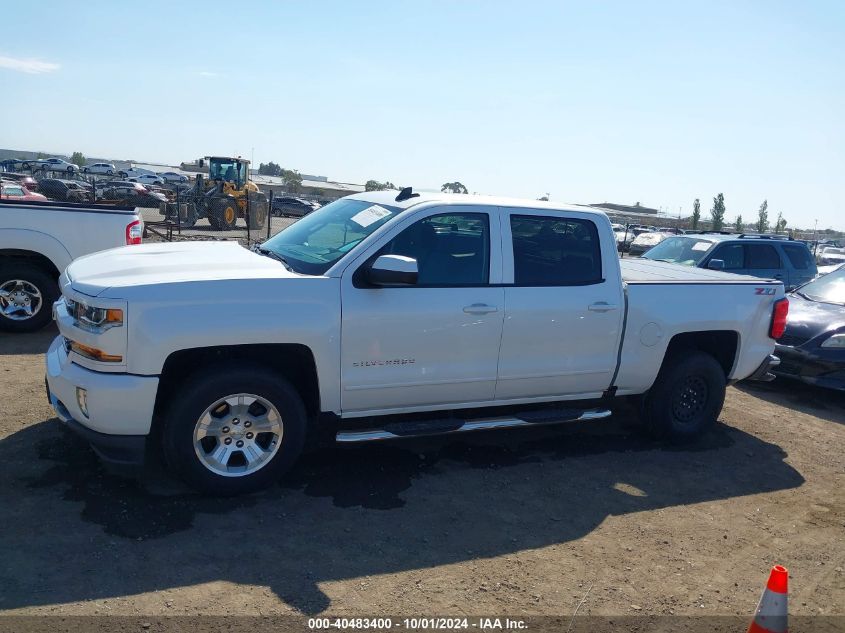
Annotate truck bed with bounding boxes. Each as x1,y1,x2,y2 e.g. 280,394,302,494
620,258,779,285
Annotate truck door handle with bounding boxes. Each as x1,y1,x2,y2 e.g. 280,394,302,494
588,302,619,312
463,303,498,315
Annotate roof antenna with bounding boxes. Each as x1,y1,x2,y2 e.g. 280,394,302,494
395,186,419,202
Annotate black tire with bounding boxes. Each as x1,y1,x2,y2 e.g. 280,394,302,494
208,196,239,230
247,193,268,230
0,262,59,333
162,364,307,495
107,169,113,176
641,351,725,441
179,202,199,228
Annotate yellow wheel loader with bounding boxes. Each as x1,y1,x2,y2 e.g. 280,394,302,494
164,156,268,231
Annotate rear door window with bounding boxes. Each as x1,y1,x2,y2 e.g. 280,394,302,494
746,244,781,269
510,215,602,285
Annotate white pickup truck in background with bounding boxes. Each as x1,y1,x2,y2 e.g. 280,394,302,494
45,190,787,495
0,199,142,332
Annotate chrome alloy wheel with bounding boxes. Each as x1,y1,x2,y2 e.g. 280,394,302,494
0,279,43,321
193,393,283,477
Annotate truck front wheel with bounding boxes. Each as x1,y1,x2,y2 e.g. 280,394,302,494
162,365,307,495
641,351,726,441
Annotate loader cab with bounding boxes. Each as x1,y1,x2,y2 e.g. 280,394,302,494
208,157,248,189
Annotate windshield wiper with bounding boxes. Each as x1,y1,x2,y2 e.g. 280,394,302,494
257,246,293,272
794,291,813,301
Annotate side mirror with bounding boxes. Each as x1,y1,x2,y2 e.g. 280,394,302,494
707,259,725,270
367,255,418,286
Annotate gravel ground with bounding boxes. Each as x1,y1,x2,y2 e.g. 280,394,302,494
0,328,843,619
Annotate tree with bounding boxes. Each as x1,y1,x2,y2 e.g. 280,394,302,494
756,199,769,233
775,212,787,234
441,181,468,194
710,193,726,232
70,151,86,167
280,168,302,193
365,180,396,191
691,198,701,229
537,195,549,201
258,161,282,177
734,215,743,232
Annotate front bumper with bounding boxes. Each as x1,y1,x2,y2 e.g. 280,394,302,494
45,335,159,465
773,343,845,392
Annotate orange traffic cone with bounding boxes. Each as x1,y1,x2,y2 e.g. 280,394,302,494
748,565,789,633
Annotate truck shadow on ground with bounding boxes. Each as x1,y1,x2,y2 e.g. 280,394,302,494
0,415,804,614
0,326,57,356
735,380,845,426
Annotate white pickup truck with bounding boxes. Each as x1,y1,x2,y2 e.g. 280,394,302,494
45,190,787,495
0,198,143,332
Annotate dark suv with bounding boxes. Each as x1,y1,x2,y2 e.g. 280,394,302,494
641,233,817,290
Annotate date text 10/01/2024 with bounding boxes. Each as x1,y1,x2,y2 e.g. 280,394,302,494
308,618,528,630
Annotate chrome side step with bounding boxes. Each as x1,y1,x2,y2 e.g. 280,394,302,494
336,408,612,443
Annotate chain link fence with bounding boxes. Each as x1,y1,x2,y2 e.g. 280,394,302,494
3,161,311,246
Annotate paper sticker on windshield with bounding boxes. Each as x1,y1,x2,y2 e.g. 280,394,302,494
350,205,392,227
692,242,711,251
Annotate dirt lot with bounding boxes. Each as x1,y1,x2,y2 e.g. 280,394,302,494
0,327,843,619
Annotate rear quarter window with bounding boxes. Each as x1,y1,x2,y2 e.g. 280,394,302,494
510,215,602,285
782,244,813,270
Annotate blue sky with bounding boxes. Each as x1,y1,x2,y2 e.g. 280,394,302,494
3,1,843,230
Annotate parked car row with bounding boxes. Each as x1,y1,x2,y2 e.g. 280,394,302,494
1,158,191,185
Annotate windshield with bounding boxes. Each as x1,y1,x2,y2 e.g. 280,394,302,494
796,268,845,305
642,236,715,266
209,159,246,184
260,198,402,274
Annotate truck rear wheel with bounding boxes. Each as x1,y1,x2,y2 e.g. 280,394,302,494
162,365,307,495
641,351,725,441
0,262,59,333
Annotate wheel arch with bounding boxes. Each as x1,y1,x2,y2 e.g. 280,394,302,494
0,247,62,279
660,330,740,378
153,343,321,424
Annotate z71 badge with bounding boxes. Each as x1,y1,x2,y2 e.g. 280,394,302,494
755,287,776,295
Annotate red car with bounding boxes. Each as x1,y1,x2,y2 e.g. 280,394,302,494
0,182,48,201
0,173,39,190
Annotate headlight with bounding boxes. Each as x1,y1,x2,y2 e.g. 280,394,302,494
820,333,845,349
67,298,123,332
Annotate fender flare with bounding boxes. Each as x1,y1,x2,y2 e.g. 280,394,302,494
0,229,73,275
